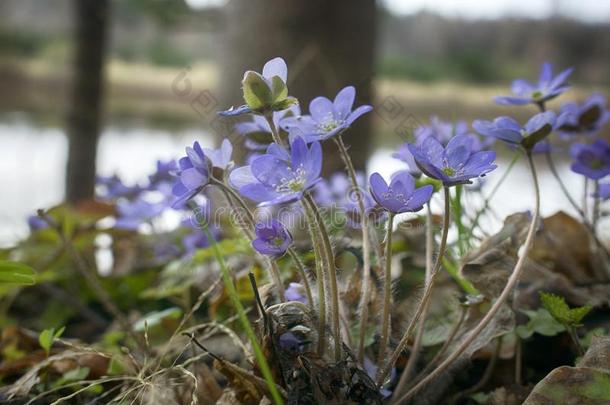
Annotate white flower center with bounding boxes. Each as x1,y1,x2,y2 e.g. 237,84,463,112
274,165,308,193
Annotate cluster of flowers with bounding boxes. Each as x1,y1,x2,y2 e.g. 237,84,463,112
170,58,610,268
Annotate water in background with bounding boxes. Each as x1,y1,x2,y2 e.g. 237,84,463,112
0,119,604,247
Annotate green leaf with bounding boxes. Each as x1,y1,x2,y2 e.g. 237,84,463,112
0,261,36,285
62,366,90,382
516,308,565,339
270,75,288,103
271,96,298,112
540,292,592,326
242,71,272,110
107,356,125,375
39,329,54,356
39,326,64,356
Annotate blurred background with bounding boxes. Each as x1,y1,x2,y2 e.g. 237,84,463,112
0,0,608,246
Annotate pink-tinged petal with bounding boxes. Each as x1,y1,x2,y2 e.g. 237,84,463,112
309,97,334,123
262,57,287,82
333,86,355,120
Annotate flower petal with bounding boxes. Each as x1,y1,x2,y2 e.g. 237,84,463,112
333,86,356,120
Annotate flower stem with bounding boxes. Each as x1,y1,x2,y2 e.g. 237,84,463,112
214,182,285,300
202,227,284,405
304,193,342,362
544,151,610,262
377,212,395,367
377,187,451,385
334,135,372,362
467,153,520,240
396,151,541,403
287,248,314,309
301,198,328,355
264,112,286,148
393,204,434,394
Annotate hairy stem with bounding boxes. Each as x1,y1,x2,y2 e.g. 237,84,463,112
397,152,541,403
377,212,396,366
393,204,434,395
287,248,314,309
301,198,328,355
202,227,284,405
377,187,451,385
334,135,373,362
215,182,285,300
411,305,467,386
304,193,342,361
264,112,286,148
544,151,610,264
467,153,520,239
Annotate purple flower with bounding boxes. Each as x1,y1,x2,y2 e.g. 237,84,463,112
203,139,233,170
96,175,142,200
172,141,210,208
596,183,610,200
314,172,385,227
393,143,421,176
407,135,497,186
285,282,307,303
280,86,372,142
218,57,296,116
570,139,610,180
473,111,563,151
115,198,164,230
369,171,433,214
27,215,48,231
559,94,610,135
495,62,573,106
147,160,177,189
252,219,292,257
229,136,322,206
414,116,471,145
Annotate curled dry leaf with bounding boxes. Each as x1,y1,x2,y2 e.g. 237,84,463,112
523,336,610,404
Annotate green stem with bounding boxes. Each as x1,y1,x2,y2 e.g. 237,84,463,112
202,227,284,405
442,256,478,295
377,187,451,385
568,326,585,356
377,212,395,366
334,135,372,362
303,194,342,361
397,151,541,403
264,112,286,148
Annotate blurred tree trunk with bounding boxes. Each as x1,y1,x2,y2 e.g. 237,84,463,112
219,0,376,175
65,0,109,203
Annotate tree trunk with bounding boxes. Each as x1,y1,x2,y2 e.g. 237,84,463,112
65,0,109,203
218,0,376,175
